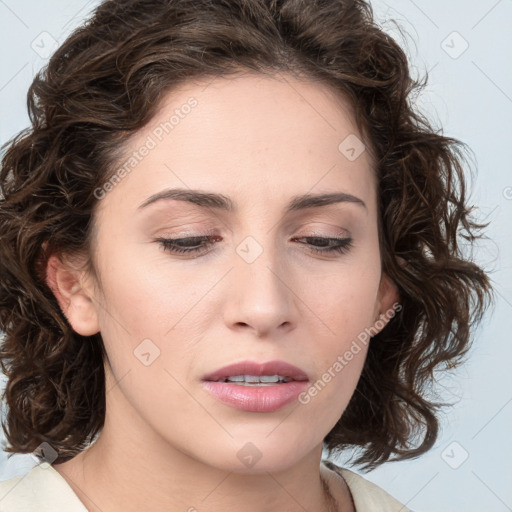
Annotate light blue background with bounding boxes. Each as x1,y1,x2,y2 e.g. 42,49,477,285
0,1,511,511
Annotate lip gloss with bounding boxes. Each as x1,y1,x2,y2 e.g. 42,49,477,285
202,380,309,412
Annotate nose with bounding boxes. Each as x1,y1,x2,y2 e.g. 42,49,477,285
223,239,296,338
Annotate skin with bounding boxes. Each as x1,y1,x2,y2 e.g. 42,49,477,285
47,71,400,512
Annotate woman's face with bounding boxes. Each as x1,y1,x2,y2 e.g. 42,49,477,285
74,72,399,472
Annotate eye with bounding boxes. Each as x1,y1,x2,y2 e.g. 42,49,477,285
155,235,353,256
156,235,220,255
292,236,353,255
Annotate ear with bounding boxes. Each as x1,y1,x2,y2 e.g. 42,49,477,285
45,252,100,336
372,271,401,334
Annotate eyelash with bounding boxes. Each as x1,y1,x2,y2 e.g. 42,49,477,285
155,235,353,257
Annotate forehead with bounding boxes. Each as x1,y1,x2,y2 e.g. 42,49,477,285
99,71,376,219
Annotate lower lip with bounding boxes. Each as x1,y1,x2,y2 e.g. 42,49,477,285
202,380,309,412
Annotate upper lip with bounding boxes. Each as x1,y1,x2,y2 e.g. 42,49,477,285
203,360,309,382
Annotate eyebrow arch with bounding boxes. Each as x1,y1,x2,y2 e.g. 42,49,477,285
138,188,367,213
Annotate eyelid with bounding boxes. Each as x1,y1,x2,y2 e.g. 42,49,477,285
159,229,350,242
158,226,218,238
156,219,351,238
297,224,350,238
300,229,349,238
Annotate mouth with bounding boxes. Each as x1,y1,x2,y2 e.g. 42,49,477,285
212,375,295,386
202,359,309,385
201,359,310,411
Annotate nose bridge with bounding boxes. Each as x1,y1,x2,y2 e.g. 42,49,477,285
232,198,282,271
227,230,294,334
235,230,285,295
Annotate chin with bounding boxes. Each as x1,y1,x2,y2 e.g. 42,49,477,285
193,435,318,474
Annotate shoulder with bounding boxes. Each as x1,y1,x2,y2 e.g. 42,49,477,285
322,459,413,512
0,463,87,512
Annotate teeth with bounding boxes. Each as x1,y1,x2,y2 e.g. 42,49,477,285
226,375,245,382
217,374,293,385
259,375,279,383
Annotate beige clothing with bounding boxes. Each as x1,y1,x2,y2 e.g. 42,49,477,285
0,459,411,511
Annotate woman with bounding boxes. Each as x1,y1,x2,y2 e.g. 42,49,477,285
0,0,494,510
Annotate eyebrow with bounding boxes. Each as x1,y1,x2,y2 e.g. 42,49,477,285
138,188,367,213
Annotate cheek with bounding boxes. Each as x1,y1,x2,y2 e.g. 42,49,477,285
93,243,218,398
94,251,200,422
296,258,379,410
96,246,191,336
296,344,368,435
305,260,381,341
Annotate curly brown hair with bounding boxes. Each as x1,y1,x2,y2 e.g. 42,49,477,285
0,0,495,470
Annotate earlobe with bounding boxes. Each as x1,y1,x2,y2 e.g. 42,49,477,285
45,252,100,336
373,272,400,328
